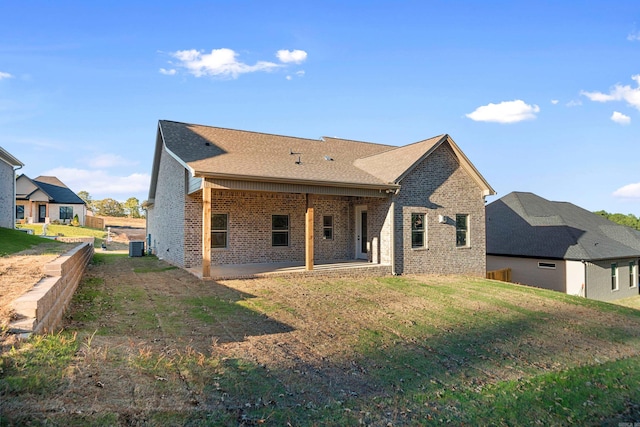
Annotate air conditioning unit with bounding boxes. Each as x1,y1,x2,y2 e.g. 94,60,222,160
129,241,145,257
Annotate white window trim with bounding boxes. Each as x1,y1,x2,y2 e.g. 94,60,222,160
211,212,229,250
612,263,619,292
630,261,637,288
322,215,333,240
272,214,290,247
456,214,470,248
538,262,557,269
410,212,427,250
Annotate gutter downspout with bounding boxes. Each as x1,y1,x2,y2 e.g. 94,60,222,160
582,260,587,298
12,164,22,229
390,199,396,275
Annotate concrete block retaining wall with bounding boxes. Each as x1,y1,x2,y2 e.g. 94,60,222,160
10,242,94,334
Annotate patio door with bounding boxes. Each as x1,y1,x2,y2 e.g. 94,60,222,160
355,205,368,259
38,205,46,223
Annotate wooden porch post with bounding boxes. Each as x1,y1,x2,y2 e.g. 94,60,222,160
202,187,211,278
305,194,314,271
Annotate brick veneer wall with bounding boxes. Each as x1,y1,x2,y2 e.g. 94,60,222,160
151,143,487,276
393,143,487,276
185,191,364,267
10,242,93,334
0,160,14,228
147,147,186,267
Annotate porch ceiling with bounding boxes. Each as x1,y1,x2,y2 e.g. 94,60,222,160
202,177,394,198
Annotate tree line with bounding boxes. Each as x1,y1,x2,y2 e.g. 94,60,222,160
594,210,640,231
78,191,145,218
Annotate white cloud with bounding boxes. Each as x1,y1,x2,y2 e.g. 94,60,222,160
551,99,559,105
466,100,540,123
628,30,640,41
159,68,176,75
611,111,631,125
613,182,640,198
566,99,582,107
85,153,138,168
581,75,640,111
42,167,150,197
276,49,307,64
285,70,306,80
0,71,13,80
170,48,280,78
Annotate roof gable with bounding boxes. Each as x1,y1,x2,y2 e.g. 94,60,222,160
34,176,67,187
487,192,640,260
17,174,85,205
354,134,495,195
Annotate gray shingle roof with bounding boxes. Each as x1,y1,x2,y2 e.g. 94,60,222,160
486,192,640,261
32,176,85,205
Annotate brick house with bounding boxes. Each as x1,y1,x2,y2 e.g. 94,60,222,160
15,175,87,226
146,120,495,278
0,146,24,229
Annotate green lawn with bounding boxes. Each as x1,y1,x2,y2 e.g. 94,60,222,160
16,223,107,245
2,257,640,425
0,227,66,256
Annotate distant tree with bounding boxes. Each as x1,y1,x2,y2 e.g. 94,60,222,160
594,210,640,230
124,197,141,218
77,190,95,211
95,198,125,217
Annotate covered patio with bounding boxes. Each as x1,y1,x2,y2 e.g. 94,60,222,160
188,259,392,280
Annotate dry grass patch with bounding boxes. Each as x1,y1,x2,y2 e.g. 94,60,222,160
2,257,640,425
0,237,75,335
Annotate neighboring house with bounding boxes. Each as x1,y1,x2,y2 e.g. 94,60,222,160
486,192,640,301
146,120,495,278
0,146,24,229
15,175,87,226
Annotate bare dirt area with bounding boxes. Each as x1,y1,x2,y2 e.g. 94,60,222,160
100,216,146,246
0,243,75,334
2,257,640,425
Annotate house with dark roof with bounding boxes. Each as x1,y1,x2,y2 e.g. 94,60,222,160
15,175,87,226
486,192,640,301
146,120,495,278
0,146,24,229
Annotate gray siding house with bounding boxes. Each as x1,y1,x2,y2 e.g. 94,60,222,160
146,120,495,278
487,192,640,301
0,146,24,229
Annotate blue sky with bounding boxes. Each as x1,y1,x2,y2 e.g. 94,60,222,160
1,1,639,214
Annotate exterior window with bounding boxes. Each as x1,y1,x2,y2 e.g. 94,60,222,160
411,213,425,248
272,214,289,246
60,206,73,220
456,214,469,247
211,213,228,248
16,205,24,220
538,262,556,269
323,215,333,240
611,263,618,291
630,261,637,288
